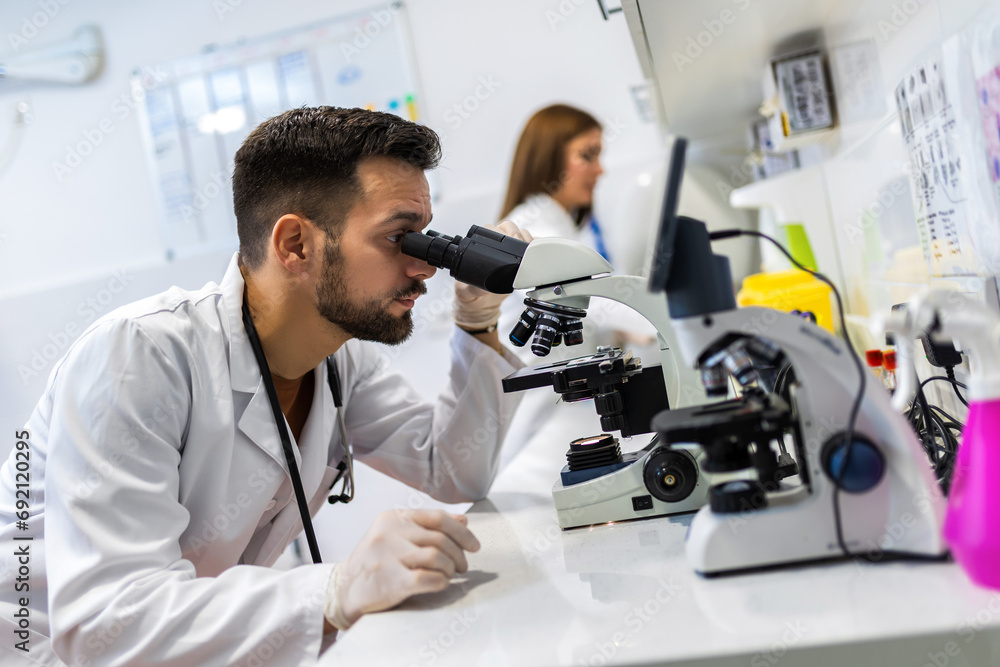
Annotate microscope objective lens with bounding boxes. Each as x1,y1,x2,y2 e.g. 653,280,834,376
509,308,540,347
530,313,562,356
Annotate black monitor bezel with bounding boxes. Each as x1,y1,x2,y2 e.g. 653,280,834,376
648,137,687,293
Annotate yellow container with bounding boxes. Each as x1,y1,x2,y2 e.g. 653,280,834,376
736,269,834,333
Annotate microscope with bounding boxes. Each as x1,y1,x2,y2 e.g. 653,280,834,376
644,138,948,575
401,218,715,529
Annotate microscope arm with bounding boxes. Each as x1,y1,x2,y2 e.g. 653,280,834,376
525,275,703,409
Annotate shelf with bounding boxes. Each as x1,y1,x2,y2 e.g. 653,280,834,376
729,110,900,211
728,162,823,210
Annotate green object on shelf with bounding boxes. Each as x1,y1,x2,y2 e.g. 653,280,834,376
782,223,817,272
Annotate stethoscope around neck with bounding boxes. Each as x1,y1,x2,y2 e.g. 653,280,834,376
241,287,354,565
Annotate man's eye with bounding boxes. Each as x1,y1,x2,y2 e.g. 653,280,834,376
387,234,403,244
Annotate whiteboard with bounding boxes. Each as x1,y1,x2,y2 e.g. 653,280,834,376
132,2,424,259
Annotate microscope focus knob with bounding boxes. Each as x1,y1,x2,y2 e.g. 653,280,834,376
600,414,627,432
595,392,626,432
594,391,623,415
643,448,698,503
821,434,885,493
709,480,769,514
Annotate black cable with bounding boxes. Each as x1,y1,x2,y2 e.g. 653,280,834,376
944,366,970,407
927,403,964,428
904,374,965,494
710,228,866,558
904,403,944,486
919,375,969,394
914,380,936,465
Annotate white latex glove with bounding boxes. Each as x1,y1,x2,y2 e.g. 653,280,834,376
453,220,534,331
324,509,481,630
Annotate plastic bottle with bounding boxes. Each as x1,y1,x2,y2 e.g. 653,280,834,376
895,292,1000,590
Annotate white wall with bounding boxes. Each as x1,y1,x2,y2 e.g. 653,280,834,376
0,0,669,561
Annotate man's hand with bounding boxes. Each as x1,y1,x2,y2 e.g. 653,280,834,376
452,220,534,333
325,510,481,630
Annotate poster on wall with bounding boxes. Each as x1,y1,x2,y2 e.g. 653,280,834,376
894,28,1000,278
132,2,425,259
894,52,974,276
971,10,1000,242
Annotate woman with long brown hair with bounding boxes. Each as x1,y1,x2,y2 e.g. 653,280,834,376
500,104,609,258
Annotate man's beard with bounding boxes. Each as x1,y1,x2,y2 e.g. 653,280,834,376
317,239,426,345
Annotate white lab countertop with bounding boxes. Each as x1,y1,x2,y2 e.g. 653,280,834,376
323,399,1000,667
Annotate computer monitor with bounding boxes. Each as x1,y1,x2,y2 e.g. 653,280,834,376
646,137,736,318
648,137,687,294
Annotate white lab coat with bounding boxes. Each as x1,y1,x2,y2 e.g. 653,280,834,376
0,253,523,667
503,192,599,249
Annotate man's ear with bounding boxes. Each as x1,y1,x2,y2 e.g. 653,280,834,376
270,214,323,276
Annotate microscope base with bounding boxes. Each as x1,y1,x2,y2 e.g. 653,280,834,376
552,444,710,529
685,485,949,575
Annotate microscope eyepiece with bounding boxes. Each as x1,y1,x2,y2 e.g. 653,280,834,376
400,231,460,269
401,225,529,294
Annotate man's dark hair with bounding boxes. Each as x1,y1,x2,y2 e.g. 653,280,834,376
233,106,442,270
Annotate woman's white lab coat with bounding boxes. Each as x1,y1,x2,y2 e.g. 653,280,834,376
0,253,523,666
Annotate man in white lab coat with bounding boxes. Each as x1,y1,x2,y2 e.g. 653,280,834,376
0,107,527,666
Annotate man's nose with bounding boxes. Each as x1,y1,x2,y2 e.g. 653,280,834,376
405,255,437,280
